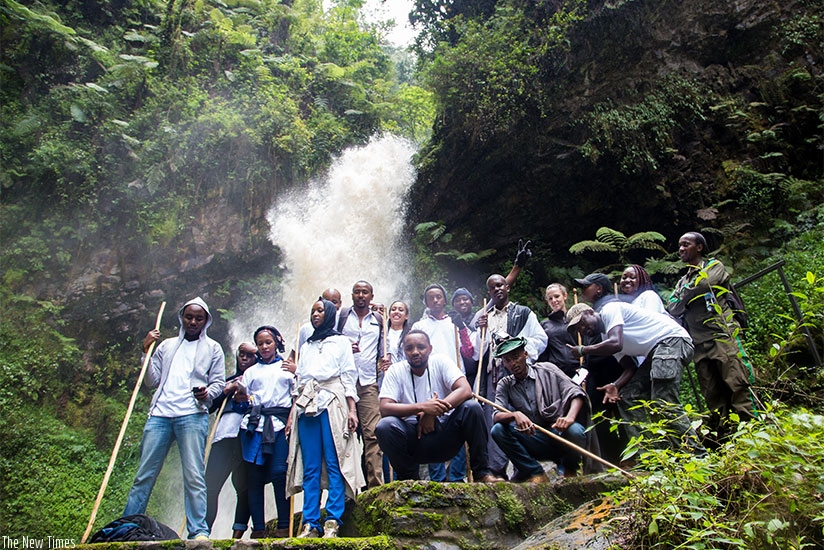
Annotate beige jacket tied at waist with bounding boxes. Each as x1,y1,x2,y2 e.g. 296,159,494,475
286,378,364,499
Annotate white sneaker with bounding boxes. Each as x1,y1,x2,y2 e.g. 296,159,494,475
297,523,320,538
322,519,339,538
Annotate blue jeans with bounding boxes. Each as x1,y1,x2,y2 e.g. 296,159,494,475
124,413,210,538
246,430,289,531
490,420,586,477
428,444,467,481
298,411,346,530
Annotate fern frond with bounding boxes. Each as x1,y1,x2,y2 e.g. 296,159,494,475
414,222,437,233
627,231,666,244
569,240,616,254
595,227,627,247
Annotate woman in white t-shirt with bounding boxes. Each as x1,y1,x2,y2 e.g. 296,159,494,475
286,298,363,539
620,264,667,314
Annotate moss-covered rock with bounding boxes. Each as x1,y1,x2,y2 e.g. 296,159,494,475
349,475,626,549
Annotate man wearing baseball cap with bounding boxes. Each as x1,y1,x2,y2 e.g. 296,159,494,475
566,301,705,456
573,273,618,311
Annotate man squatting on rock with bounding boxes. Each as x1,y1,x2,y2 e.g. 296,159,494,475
491,336,600,480
375,330,505,483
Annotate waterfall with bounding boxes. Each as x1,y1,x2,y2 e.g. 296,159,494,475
228,134,417,349
211,134,417,538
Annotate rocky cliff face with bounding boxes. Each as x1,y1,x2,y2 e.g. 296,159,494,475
409,0,821,266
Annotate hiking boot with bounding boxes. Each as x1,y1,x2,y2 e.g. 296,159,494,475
297,523,320,538
526,473,550,483
475,473,506,483
322,519,339,538
231,529,245,539
250,530,266,539
273,528,290,538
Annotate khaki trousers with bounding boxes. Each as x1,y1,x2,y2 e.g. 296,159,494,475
356,382,383,488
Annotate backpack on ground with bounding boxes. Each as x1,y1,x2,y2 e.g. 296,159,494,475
89,514,178,542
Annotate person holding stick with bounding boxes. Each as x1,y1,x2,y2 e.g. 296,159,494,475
123,297,225,540
491,336,599,480
233,326,293,539
204,342,257,539
450,288,479,389
376,330,504,483
287,298,363,539
473,273,547,479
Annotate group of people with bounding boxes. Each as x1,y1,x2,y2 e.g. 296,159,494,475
120,232,758,539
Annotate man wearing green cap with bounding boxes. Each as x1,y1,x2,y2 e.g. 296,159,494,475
491,337,593,480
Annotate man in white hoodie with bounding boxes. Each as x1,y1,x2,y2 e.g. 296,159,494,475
123,297,225,539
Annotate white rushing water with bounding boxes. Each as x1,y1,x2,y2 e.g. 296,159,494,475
210,133,417,538
228,133,418,351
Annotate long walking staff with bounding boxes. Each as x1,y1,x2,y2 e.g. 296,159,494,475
81,302,167,543
473,393,633,478
472,299,488,397
288,323,301,538
573,289,583,368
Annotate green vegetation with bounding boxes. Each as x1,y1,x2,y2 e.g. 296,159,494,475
0,286,145,536
610,405,824,549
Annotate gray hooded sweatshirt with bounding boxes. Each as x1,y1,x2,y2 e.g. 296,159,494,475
145,297,226,414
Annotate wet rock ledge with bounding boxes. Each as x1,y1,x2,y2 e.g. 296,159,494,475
79,475,627,550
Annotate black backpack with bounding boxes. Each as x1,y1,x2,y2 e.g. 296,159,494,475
726,283,749,329
89,514,178,542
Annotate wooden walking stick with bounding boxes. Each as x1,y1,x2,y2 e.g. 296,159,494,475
572,289,583,367
473,393,633,478
473,299,488,397
288,323,301,537
81,302,166,543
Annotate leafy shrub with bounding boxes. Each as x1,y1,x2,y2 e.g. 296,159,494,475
610,404,824,549
580,76,710,175
0,403,143,538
